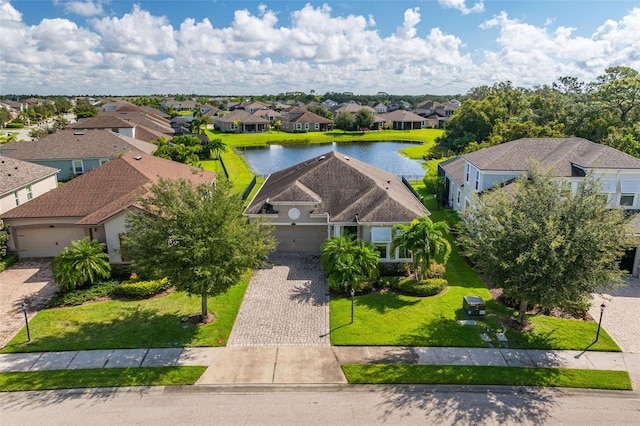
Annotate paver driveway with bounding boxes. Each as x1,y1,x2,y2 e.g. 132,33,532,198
590,276,640,353
227,254,330,346
0,258,58,348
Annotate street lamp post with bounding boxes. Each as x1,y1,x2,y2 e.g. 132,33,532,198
21,301,31,342
595,303,606,342
350,287,355,324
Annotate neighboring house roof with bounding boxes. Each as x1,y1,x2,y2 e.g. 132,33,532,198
0,129,156,160
2,152,217,225
0,157,59,197
70,116,135,129
334,103,376,114
245,151,430,223
463,138,640,176
286,110,332,124
215,109,270,124
439,157,466,187
100,110,174,135
378,110,425,122
253,108,279,119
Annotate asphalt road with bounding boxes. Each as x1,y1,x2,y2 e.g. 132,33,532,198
1,385,639,425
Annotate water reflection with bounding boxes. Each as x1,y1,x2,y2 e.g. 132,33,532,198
236,141,426,178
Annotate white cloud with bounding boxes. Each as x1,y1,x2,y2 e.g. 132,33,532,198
92,4,177,55
439,0,485,15
0,1,639,95
58,1,105,17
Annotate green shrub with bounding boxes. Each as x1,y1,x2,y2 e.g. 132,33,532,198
46,280,120,307
379,276,447,297
116,278,171,298
5,122,25,129
0,252,19,273
426,262,446,279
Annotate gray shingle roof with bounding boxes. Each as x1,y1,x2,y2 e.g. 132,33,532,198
0,157,59,196
2,152,217,225
0,129,155,160
463,138,640,175
245,151,430,223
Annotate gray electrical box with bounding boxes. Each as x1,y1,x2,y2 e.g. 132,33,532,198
463,296,486,317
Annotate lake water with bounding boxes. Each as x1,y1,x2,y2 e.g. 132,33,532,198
236,142,426,178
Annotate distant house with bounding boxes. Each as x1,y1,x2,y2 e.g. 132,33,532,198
279,108,332,132
0,129,156,181
253,108,280,122
372,102,388,113
241,101,270,114
214,109,270,133
100,108,174,138
3,152,217,261
0,157,58,215
70,116,136,138
377,110,426,130
244,151,430,258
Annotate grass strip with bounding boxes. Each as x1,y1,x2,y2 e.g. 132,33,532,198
342,364,632,390
0,366,206,392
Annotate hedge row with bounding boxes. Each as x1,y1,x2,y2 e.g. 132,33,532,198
116,278,171,298
0,253,19,273
378,276,447,297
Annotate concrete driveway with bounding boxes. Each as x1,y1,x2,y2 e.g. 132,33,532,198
590,276,640,353
0,258,58,348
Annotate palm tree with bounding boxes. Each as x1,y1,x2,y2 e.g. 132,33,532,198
209,138,227,160
53,237,111,292
392,217,451,280
321,236,379,292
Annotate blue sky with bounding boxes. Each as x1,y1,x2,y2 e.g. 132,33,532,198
1,0,639,95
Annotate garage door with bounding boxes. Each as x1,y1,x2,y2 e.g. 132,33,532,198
274,225,327,253
15,227,86,257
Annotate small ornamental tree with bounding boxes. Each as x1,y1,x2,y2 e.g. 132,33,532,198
53,238,111,293
0,219,9,258
459,167,634,324
321,236,380,292
126,178,276,321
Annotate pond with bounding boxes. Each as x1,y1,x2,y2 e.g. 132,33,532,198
236,141,426,179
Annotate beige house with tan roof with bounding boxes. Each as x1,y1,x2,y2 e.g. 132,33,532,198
3,152,216,262
244,151,430,259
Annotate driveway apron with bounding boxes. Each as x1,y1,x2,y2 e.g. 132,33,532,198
227,254,330,346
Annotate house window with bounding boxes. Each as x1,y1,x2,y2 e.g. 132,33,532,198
465,199,470,210
304,123,309,130
72,160,84,174
315,123,319,130
26,185,32,200
375,244,388,259
465,164,470,183
296,123,302,130
14,192,19,206
99,159,109,165
343,226,358,239
620,194,635,207
457,189,460,204
475,170,480,191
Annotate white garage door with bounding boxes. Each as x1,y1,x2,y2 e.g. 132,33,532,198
15,227,86,257
274,225,327,253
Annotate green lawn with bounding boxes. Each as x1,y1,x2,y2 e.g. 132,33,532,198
0,367,206,392
342,365,632,390
205,129,443,148
1,272,251,353
329,195,620,352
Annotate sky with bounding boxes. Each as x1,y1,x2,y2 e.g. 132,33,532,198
1,0,639,96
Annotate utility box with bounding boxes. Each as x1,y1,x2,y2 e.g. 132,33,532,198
463,296,486,317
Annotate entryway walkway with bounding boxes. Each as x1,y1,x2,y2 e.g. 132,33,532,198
227,254,330,347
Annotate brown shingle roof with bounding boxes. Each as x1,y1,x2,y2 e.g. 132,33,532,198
462,138,640,175
0,157,59,196
2,152,217,225
100,110,173,135
0,129,153,160
216,109,269,124
439,156,465,187
245,151,429,223
287,111,332,124
378,110,425,122
70,116,135,129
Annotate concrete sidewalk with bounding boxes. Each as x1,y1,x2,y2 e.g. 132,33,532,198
1,346,639,390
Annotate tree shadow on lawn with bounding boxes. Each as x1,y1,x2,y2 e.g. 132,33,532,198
355,293,421,314
376,384,559,425
3,306,201,353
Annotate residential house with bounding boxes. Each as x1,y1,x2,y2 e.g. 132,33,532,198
3,152,217,261
253,108,280,123
244,151,430,260
160,99,197,112
279,108,332,132
241,101,270,114
100,107,174,138
377,110,426,130
438,137,640,275
214,109,270,133
0,129,156,181
372,102,388,114
0,157,58,215
70,116,137,139
321,99,339,109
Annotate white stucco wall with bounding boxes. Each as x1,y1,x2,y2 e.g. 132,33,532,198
104,212,129,263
